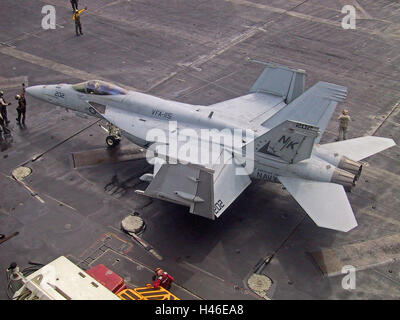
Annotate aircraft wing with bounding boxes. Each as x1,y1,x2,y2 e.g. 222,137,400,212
278,176,358,232
143,162,215,219
211,149,252,217
208,63,306,125
209,93,286,125
141,148,251,219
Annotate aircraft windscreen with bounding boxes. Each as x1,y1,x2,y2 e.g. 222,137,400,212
72,81,128,95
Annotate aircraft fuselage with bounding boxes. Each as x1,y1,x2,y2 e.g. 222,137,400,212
26,81,358,190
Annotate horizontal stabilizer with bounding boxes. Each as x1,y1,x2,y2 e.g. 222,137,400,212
278,176,357,232
319,136,396,161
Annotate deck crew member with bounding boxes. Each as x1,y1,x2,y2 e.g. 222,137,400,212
0,91,11,125
0,111,10,135
15,94,26,125
337,109,351,141
16,83,26,125
70,0,79,12
152,268,175,290
73,7,87,36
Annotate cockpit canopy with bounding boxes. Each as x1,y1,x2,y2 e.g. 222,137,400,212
72,80,128,95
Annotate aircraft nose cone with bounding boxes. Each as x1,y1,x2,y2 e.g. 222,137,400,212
26,85,44,99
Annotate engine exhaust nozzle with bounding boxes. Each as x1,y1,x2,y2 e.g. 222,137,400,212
338,156,363,180
331,168,356,191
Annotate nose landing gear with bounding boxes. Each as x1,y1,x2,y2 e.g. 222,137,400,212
106,135,120,147
100,122,121,148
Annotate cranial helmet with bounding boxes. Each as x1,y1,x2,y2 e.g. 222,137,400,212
155,268,163,275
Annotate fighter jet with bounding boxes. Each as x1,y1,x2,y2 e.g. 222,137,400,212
26,62,396,232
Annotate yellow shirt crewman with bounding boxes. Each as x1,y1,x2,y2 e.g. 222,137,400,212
73,7,87,36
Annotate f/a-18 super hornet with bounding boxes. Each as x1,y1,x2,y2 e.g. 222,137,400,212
26,62,396,232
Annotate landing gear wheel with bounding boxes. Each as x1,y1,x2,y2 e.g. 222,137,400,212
106,136,119,148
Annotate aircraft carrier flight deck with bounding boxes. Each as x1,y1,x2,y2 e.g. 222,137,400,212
0,0,399,300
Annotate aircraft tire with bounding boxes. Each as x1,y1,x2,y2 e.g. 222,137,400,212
106,135,117,147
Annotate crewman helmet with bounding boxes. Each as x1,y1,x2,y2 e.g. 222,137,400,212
155,268,164,275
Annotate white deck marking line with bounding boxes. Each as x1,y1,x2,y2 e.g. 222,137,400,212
0,45,138,91
179,260,226,283
44,0,211,45
14,178,45,204
225,0,400,40
42,193,78,212
339,0,373,20
366,101,400,136
0,76,28,89
0,170,45,204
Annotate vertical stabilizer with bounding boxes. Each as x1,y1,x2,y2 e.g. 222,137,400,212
254,120,319,163
250,62,306,104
